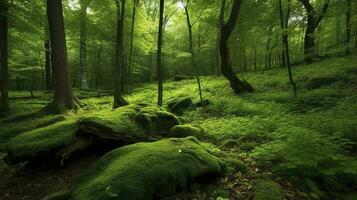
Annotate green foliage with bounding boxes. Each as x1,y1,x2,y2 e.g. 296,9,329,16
72,137,224,200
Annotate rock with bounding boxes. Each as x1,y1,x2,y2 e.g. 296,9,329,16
196,99,211,107
71,137,224,200
170,125,203,138
253,180,284,200
6,104,181,164
167,96,194,114
305,77,339,90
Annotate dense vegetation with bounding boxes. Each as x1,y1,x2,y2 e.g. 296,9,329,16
0,0,356,199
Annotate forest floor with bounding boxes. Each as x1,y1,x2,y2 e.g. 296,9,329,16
0,55,357,200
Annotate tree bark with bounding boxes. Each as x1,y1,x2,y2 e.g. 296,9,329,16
182,1,204,106
220,0,254,94
279,0,296,95
345,0,351,55
44,0,52,90
0,0,9,111
298,0,329,64
46,0,76,112
215,0,226,75
156,0,164,106
79,0,91,90
113,0,128,108
128,0,139,89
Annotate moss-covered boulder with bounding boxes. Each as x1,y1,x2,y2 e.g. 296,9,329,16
6,119,78,164
6,104,181,164
167,96,194,114
71,137,224,200
305,77,339,90
170,125,204,138
253,180,284,200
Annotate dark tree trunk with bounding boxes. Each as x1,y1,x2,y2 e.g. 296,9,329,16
79,0,91,90
128,0,139,89
95,41,103,89
183,1,203,106
345,0,351,55
113,0,128,108
215,0,226,76
0,0,9,111
46,0,76,112
298,0,329,64
279,0,296,95
156,0,164,106
220,0,254,94
44,39,52,90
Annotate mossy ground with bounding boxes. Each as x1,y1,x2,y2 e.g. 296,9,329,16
0,55,356,199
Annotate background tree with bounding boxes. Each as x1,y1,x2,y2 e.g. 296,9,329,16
220,0,254,94
79,0,92,90
0,0,9,111
156,0,164,106
46,0,76,112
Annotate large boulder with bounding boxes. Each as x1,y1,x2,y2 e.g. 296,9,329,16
167,96,194,114
71,137,224,200
6,104,181,164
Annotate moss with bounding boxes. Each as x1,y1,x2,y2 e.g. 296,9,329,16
170,125,203,138
167,96,194,114
223,157,248,174
72,137,224,200
43,190,71,200
253,180,284,200
6,119,78,163
346,193,357,200
305,76,340,90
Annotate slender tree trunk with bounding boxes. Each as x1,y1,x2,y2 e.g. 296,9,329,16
345,0,351,55
44,0,52,90
279,0,296,95
128,0,139,89
220,0,254,94
79,0,90,90
95,41,103,89
215,0,226,76
0,0,9,111
156,0,164,106
183,2,203,106
113,0,128,108
46,0,76,112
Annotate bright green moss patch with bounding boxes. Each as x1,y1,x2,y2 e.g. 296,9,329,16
253,180,284,200
6,119,78,163
72,137,224,200
170,125,203,138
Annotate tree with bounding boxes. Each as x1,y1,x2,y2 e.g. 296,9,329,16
0,0,9,111
127,0,140,90
220,0,254,94
279,0,296,95
181,0,203,106
46,0,76,112
215,0,226,75
79,0,92,90
156,0,164,106
345,0,352,55
113,0,128,108
298,0,330,64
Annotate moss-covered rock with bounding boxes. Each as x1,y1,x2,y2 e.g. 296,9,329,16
253,180,284,200
170,125,203,138
6,119,78,164
167,96,194,114
6,104,182,164
305,77,339,90
71,137,224,200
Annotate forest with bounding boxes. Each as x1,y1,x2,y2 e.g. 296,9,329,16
0,0,356,199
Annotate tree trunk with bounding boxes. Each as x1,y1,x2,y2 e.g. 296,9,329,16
279,0,296,95
128,0,139,89
44,0,52,90
215,0,226,76
220,0,254,94
46,0,76,112
0,0,9,111
183,1,203,106
298,0,329,64
113,0,128,108
95,41,103,89
79,0,90,90
345,0,351,55
156,0,164,106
